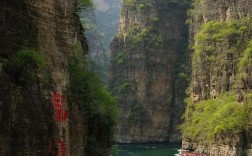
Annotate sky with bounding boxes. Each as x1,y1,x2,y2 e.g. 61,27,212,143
93,0,110,12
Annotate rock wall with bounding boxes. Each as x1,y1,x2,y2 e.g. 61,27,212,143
182,0,252,155
189,0,252,100
110,0,188,143
0,0,90,155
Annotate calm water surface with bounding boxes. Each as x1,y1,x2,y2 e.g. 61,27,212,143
111,143,180,156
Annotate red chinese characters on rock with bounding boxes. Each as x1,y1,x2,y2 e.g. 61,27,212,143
51,92,68,155
48,140,66,156
55,109,68,121
57,140,66,156
52,91,68,121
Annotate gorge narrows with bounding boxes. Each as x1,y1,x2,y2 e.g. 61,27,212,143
0,0,252,156
109,0,189,143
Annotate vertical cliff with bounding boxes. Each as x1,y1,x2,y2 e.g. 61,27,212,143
181,0,252,155
110,0,189,143
188,0,252,101
0,0,114,156
0,0,87,155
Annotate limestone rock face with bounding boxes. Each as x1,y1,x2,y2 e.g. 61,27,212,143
0,0,88,155
189,0,252,101
183,0,252,155
182,140,245,156
110,0,188,143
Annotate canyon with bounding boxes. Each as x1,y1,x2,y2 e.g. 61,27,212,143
0,0,252,156
110,0,189,143
0,0,115,155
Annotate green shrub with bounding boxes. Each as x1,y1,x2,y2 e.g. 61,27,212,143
192,17,252,72
68,56,120,126
4,48,45,85
124,0,133,3
132,27,150,44
194,20,234,56
114,51,127,65
76,0,93,12
137,3,145,9
239,40,252,68
178,72,188,79
180,91,252,144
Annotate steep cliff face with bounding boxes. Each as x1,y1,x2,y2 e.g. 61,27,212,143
0,0,97,155
110,0,188,143
182,0,252,155
189,0,252,101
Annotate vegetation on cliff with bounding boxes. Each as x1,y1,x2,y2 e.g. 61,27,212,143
74,1,121,154
110,0,189,142
77,0,93,12
4,48,45,85
181,92,252,144
193,17,252,67
181,17,252,144
68,51,119,154
68,55,119,123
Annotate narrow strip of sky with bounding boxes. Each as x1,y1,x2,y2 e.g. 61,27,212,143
93,0,110,12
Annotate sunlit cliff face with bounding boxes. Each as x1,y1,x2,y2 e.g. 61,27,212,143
93,0,110,12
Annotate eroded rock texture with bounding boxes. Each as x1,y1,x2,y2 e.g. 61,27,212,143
110,0,188,143
183,0,252,155
0,0,88,155
189,0,252,102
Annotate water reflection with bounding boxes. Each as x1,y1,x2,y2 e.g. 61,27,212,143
111,143,180,156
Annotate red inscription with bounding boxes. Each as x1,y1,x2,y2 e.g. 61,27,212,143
52,91,68,121
57,140,66,156
50,92,68,154
55,109,68,121
53,92,65,109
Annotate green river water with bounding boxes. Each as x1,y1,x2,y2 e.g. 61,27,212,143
111,143,180,156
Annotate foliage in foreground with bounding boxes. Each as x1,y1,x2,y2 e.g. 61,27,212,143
180,92,252,144
68,56,119,122
68,55,120,154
